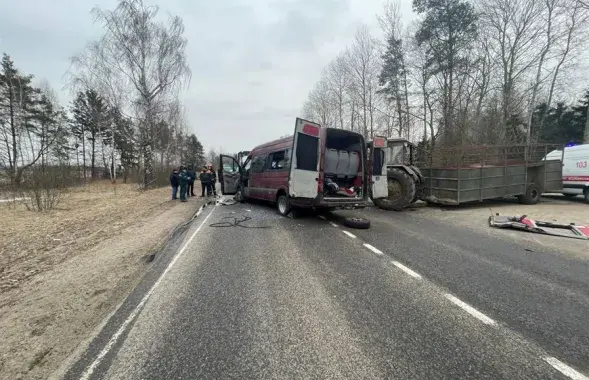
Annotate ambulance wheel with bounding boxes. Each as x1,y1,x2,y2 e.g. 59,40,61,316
518,183,541,205
343,217,371,229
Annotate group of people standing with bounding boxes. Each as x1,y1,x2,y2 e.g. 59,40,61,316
169,164,218,202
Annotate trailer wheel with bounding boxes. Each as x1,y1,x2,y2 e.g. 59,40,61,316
373,168,416,211
518,183,541,205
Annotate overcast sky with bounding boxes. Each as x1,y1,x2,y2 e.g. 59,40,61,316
0,0,417,154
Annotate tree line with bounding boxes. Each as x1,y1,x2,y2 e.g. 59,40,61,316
302,0,589,148
0,53,205,188
0,0,210,194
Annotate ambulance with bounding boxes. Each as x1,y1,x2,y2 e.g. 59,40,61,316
545,144,589,202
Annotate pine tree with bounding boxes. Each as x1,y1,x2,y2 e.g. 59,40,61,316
70,89,109,179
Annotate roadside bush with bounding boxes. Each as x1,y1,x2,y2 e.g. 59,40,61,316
18,165,70,212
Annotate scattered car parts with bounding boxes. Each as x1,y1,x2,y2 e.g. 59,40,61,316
343,217,371,229
488,214,589,240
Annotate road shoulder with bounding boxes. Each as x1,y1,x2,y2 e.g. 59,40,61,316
0,190,208,380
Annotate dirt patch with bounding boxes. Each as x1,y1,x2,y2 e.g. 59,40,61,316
0,181,207,380
412,195,589,259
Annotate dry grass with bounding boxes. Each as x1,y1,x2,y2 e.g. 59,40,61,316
0,181,175,292
0,180,206,380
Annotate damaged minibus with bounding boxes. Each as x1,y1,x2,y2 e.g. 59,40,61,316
219,118,385,216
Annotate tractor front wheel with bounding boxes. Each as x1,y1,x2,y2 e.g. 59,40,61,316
373,168,417,211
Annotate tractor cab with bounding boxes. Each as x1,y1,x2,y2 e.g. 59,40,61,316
387,138,415,166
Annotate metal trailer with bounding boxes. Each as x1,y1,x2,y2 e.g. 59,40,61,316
417,144,564,205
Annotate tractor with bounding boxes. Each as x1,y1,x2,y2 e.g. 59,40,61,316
368,137,424,210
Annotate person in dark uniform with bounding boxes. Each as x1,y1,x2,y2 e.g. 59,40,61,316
187,166,196,197
169,168,179,200
208,165,217,196
199,166,211,197
178,166,189,202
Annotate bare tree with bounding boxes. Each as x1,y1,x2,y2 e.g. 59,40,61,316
68,0,191,188
471,34,496,138
303,78,337,128
325,52,352,130
480,0,544,142
346,25,381,138
525,0,558,142
540,0,589,132
406,22,437,146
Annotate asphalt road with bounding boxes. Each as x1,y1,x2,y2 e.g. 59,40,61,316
63,201,588,380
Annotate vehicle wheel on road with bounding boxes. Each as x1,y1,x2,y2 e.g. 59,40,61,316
584,188,589,203
343,217,371,229
277,195,291,216
373,168,416,211
517,183,541,205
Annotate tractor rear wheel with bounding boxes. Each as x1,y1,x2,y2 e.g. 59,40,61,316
373,168,417,211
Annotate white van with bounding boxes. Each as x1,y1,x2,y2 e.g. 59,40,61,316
545,144,589,202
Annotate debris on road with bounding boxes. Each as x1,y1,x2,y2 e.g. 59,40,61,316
343,216,371,229
209,215,271,229
216,195,237,206
489,214,589,240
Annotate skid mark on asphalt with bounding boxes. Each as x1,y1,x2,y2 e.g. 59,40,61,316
318,214,589,380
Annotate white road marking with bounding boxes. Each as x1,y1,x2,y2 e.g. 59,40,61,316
363,243,383,255
318,215,326,220
330,222,339,227
544,357,589,380
391,261,422,279
445,294,497,326
342,230,356,239
195,204,207,217
79,207,217,380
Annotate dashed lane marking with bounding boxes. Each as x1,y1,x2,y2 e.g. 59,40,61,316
329,222,339,228
363,243,383,255
342,230,357,239
445,294,497,326
544,357,589,380
391,260,422,279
